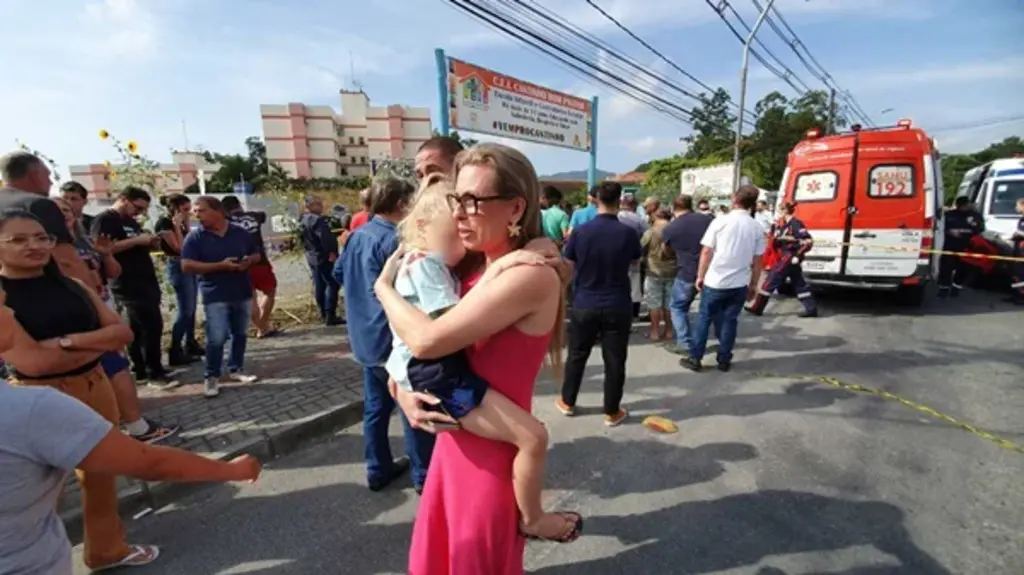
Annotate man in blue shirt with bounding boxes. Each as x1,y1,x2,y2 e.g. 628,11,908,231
558,181,641,428
300,195,343,326
661,195,714,355
181,196,260,398
334,177,435,493
567,185,599,236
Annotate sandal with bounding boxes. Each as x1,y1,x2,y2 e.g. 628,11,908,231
90,544,160,571
520,511,584,543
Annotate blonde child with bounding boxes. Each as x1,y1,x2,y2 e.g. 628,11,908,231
384,174,583,543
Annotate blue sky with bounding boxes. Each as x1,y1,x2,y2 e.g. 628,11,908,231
2,0,1022,179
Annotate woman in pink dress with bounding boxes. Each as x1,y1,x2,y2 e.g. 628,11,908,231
374,143,569,574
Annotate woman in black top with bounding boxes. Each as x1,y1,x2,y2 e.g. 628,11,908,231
154,193,201,364
0,209,160,568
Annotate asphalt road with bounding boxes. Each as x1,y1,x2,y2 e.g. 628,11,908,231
72,289,1023,575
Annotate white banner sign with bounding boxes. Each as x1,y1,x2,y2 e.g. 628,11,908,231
680,162,737,198
446,57,594,152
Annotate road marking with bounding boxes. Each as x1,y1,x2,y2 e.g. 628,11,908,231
751,371,1024,455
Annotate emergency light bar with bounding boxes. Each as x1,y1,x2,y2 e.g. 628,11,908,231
805,129,820,138
850,124,862,132
897,119,912,128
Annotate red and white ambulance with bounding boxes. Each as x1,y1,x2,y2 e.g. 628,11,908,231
778,120,944,304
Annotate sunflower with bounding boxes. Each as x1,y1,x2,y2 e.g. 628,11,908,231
126,140,138,154
109,169,118,179
99,129,110,140
103,160,112,168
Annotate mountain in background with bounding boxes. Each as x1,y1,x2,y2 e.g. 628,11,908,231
541,168,616,180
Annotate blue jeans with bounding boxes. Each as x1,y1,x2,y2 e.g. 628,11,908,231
310,261,340,320
690,286,747,364
203,299,252,378
362,366,435,488
670,279,721,348
166,258,199,353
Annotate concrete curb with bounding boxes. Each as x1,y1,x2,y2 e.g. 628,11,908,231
62,399,365,543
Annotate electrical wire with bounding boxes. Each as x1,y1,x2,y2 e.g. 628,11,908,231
703,0,810,95
498,0,744,129
926,114,1024,134
750,0,874,126
581,0,757,122
444,0,698,125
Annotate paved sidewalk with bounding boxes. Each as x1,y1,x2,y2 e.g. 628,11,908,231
61,325,363,537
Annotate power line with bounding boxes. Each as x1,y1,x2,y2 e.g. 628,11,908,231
581,0,757,122
927,114,1024,134
444,0,699,125
750,0,874,126
703,0,811,95
499,0,745,128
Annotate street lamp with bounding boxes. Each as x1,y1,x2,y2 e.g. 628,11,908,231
731,0,777,192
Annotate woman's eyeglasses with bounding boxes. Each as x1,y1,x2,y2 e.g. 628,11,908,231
445,193,512,215
0,234,57,248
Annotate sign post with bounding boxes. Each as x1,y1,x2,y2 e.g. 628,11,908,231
588,96,599,190
436,49,597,185
435,48,451,137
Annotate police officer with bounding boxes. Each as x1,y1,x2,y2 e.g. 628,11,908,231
938,196,984,298
746,201,818,318
1008,197,1024,305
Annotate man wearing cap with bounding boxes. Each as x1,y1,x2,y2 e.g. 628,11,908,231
299,195,343,326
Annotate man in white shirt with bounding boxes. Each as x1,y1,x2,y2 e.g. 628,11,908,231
680,186,766,372
755,200,774,233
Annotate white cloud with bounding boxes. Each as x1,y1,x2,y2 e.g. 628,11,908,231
617,136,686,155
80,0,160,60
851,56,1024,91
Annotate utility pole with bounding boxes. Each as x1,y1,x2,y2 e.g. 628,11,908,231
826,88,837,135
732,0,777,192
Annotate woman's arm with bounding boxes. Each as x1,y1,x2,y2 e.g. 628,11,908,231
3,320,102,376
376,262,559,360
41,280,133,353
78,429,261,483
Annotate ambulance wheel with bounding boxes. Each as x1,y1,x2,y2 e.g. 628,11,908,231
897,284,926,307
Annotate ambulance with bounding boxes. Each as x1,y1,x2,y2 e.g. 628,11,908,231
954,157,1024,244
778,120,943,304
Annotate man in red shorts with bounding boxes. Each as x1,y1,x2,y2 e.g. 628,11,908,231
221,196,280,338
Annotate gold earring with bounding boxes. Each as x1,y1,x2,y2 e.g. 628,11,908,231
507,223,522,238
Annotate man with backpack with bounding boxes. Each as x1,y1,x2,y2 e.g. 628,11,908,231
640,207,677,340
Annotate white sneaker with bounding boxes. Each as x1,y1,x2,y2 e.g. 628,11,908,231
221,372,258,384
203,377,220,398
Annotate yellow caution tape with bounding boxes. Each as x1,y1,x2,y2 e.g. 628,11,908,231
811,240,1024,263
751,371,1024,455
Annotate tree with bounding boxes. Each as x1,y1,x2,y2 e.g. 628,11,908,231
431,129,479,148
684,88,736,162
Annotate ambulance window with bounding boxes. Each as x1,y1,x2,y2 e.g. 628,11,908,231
793,171,837,202
868,165,915,198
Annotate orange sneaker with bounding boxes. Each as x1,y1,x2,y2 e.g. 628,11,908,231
554,398,575,416
604,408,628,427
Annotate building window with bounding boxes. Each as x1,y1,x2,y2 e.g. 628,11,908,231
336,126,344,137
349,137,354,144
341,168,348,176
358,136,365,145
339,148,346,157
360,156,366,164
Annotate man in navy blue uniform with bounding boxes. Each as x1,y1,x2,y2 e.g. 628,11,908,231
938,196,984,298
746,201,818,318
1008,198,1024,305
557,181,642,428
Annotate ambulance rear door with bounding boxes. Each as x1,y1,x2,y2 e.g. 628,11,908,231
785,135,856,276
844,136,927,278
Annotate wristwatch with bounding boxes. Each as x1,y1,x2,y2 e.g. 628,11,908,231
58,337,73,349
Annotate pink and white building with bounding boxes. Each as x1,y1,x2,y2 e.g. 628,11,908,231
68,151,220,199
260,90,432,179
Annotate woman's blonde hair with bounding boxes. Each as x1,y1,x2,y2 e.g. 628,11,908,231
452,143,564,375
397,173,454,251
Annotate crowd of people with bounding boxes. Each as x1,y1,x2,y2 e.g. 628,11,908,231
6,128,1013,574
0,137,819,573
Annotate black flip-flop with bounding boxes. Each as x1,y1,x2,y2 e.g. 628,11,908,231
520,511,584,543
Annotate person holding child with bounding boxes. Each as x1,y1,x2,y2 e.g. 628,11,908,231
375,143,577,575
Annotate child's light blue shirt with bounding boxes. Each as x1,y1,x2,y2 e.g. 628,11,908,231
384,251,462,390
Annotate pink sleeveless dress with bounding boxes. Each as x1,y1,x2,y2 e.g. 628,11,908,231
407,274,552,575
